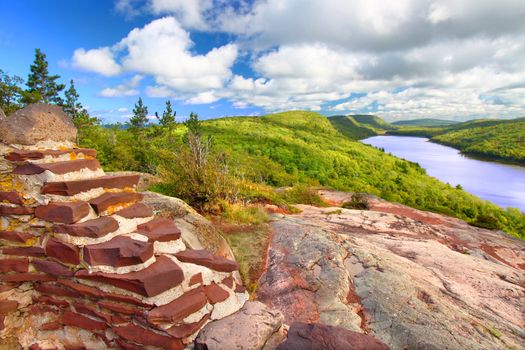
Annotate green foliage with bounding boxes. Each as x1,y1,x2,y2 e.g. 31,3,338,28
0,69,24,114
129,97,149,129
185,112,202,136
26,48,65,104
392,118,459,127
157,100,176,127
432,121,525,164
281,184,327,206
221,202,269,225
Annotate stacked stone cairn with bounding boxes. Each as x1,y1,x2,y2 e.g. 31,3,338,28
0,104,248,349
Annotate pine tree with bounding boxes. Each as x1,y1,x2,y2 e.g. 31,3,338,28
157,100,176,127
130,97,149,128
185,112,202,136
26,48,65,104
64,80,82,119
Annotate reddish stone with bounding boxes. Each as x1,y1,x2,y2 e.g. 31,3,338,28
138,224,181,243
41,321,62,331
83,236,153,267
116,338,144,350
41,174,140,196
56,279,104,298
2,246,45,257
34,295,69,308
12,159,100,175
148,286,207,324
32,259,75,277
175,249,240,272
189,273,203,286
0,273,55,282
98,301,143,316
275,322,390,350
0,316,4,330
61,311,107,332
45,237,80,265
64,344,88,350
89,192,143,214
0,230,35,243
222,276,234,289
0,285,18,293
28,344,43,350
0,258,29,273
76,255,184,297
115,203,153,219
5,148,97,161
111,314,132,325
204,283,230,304
0,191,23,204
114,324,183,350
73,303,112,323
0,205,34,215
29,304,60,315
57,279,151,307
136,217,173,231
234,284,247,293
53,216,119,238
166,313,210,339
35,202,90,224
0,300,18,315
34,283,82,298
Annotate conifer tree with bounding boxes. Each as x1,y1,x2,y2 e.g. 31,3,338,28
157,100,176,127
26,48,65,104
130,97,148,128
0,69,24,114
64,80,82,119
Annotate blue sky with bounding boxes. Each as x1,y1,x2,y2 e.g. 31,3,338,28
1,0,525,123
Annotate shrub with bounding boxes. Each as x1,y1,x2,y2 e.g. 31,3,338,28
342,193,370,210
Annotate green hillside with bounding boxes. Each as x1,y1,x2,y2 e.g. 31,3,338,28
432,120,525,164
328,114,395,140
78,110,525,238
389,117,525,164
392,118,459,127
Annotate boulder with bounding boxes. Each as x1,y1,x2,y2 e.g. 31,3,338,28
0,103,76,145
195,301,286,350
276,322,389,350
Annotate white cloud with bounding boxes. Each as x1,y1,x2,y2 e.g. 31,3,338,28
72,47,121,76
185,91,219,104
148,0,213,29
99,75,143,97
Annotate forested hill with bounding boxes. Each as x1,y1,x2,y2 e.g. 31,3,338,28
391,118,460,127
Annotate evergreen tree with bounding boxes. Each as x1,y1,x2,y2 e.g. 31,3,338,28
27,48,65,104
185,112,202,136
0,69,24,114
64,80,82,120
130,97,148,128
157,100,176,127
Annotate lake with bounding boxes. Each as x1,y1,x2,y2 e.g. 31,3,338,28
362,136,525,212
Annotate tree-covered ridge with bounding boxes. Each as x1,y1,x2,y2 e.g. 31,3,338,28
329,115,387,140
432,121,525,164
391,118,460,127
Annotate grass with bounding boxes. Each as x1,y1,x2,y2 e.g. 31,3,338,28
220,201,270,225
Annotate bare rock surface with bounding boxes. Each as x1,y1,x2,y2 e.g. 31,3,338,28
0,108,5,119
0,103,76,145
195,301,286,350
276,322,389,350
259,190,525,350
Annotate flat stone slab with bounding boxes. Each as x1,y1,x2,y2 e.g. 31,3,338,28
175,249,239,272
35,201,91,224
147,286,207,324
137,218,181,242
83,236,153,267
89,192,143,214
115,203,153,219
0,191,23,204
5,148,97,161
53,216,119,238
41,174,140,196
13,158,101,175
45,237,80,265
76,255,184,297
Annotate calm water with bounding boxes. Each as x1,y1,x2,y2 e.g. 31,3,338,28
362,136,525,212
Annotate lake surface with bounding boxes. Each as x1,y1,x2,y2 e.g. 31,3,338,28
362,136,525,212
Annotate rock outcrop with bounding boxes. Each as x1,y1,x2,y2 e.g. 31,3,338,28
260,190,525,350
0,104,248,349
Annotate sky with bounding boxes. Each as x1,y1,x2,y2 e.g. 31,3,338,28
1,0,525,123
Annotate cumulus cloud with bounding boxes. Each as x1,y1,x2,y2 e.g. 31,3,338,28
72,0,525,119
99,75,143,97
72,47,121,76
